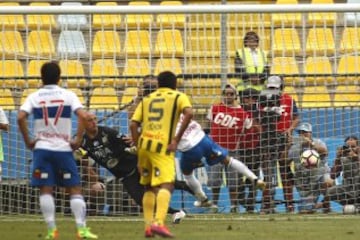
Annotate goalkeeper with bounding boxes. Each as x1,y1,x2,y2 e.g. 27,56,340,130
75,112,193,223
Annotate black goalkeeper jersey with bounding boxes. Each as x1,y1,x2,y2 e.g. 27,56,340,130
81,126,137,179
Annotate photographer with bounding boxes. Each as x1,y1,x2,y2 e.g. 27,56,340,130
321,136,360,212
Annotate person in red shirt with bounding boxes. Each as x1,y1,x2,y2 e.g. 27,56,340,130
265,75,300,212
206,84,253,212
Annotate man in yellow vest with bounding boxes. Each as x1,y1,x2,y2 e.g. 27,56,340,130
235,31,269,95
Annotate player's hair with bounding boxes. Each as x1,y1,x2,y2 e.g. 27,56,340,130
143,74,157,82
243,31,259,47
157,71,177,89
41,61,61,85
344,135,358,144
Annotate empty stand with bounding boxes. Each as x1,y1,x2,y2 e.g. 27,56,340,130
68,88,86,105
57,2,88,30
0,31,24,58
0,60,25,88
27,2,56,30
284,86,299,103
90,87,119,109
123,30,151,58
333,85,360,107
125,1,153,29
185,29,221,57
304,57,333,85
92,30,121,58
228,13,271,28
339,27,360,54
0,2,25,30
0,89,15,110
156,1,185,28
27,30,55,57
308,0,337,26
120,87,138,108
270,57,301,85
122,59,151,87
91,59,120,87
185,57,233,74
59,60,87,88
26,60,48,88
272,28,302,57
336,55,360,84
305,28,335,56
93,2,122,29
58,30,88,59
271,0,302,27
154,29,184,57
301,86,332,108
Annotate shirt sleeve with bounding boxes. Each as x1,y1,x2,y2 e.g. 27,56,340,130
69,91,84,113
0,108,9,124
19,94,33,114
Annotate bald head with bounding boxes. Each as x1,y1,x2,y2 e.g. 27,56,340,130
84,112,98,136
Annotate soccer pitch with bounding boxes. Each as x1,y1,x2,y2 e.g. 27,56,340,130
0,214,359,240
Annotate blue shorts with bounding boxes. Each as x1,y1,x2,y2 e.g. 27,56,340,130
31,149,81,187
180,135,228,173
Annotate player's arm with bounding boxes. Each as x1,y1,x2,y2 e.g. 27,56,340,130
71,108,86,150
0,108,9,131
168,107,193,152
17,110,36,149
130,102,143,146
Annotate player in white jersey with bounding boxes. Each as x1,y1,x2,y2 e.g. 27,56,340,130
176,115,265,209
17,62,97,240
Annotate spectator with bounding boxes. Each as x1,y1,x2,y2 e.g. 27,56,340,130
0,106,9,183
235,31,269,93
206,83,253,213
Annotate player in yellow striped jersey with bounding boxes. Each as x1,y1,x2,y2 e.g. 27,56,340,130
130,71,193,238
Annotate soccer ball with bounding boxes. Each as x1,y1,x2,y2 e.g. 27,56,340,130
300,149,320,168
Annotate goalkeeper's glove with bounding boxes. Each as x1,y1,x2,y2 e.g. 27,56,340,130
125,146,138,155
74,147,87,160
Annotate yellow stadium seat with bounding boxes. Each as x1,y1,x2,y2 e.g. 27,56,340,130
125,1,153,28
27,2,56,30
270,57,301,85
304,57,333,85
93,2,122,29
120,87,138,108
284,86,299,103
90,87,119,109
272,28,302,57
68,88,86,105
123,30,151,58
228,13,271,28
92,31,121,58
26,60,48,88
0,31,24,58
185,29,221,57
156,1,185,28
0,89,15,110
185,57,233,74
91,59,120,87
271,0,302,27
336,55,360,84
59,60,88,88
154,58,183,86
0,2,25,30
154,29,184,57
301,86,331,108
333,85,360,107
339,27,360,54
0,60,25,88
305,28,335,56
308,0,337,26
27,31,55,57
188,12,221,29
122,59,151,87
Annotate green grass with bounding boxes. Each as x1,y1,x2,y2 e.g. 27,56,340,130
0,214,359,240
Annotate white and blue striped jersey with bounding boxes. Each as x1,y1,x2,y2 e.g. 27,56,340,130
20,85,83,151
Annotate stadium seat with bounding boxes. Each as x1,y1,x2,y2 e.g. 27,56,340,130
333,85,360,107
27,2,56,30
154,29,184,57
123,30,151,58
271,0,302,27
336,55,360,84
185,57,233,74
125,1,153,28
284,86,299,103
272,28,302,57
57,2,88,30
156,1,185,28
308,0,337,26
59,60,87,88
0,60,25,88
301,86,332,108
57,30,87,59
90,87,119,109
270,57,301,85
93,2,122,29
339,27,360,54
0,31,25,58
68,88,86,105
26,60,48,88
228,13,271,28
92,30,121,58
27,30,55,57
0,89,15,110
91,59,120,87
185,29,221,57
122,59,151,87
154,58,183,86
305,28,335,56
304,57,333,85
0,2,25,30
120,87,138,108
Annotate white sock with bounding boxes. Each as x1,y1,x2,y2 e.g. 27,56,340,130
39,194,56,229
227,157,258,181
70,194,86,228
184,173,207,201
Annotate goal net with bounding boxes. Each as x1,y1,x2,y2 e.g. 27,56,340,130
1,1,360,219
